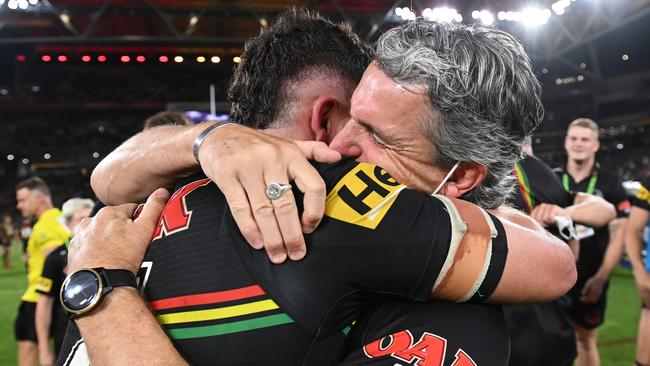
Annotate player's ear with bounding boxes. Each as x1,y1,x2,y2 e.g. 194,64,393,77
442,162,487,198
310,95,336,143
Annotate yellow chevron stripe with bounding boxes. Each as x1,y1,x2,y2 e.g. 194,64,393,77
157,299,279,325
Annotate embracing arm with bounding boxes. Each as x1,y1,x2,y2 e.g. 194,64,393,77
91,123,339,262
75,288,187,366
66,189,187,365
487,206,576,304
91,125,204,205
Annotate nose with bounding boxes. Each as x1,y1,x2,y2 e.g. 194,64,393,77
329,121,362,158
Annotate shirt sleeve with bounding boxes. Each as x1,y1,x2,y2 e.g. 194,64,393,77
36,247,64,297
605,173,631,218
632,176,650,211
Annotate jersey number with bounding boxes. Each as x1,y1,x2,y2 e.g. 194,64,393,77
152,178,211,241
363,330,477,366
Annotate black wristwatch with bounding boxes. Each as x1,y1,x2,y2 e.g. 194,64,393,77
60,268,137,317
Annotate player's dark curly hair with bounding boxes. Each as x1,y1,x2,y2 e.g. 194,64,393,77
228,8,373,128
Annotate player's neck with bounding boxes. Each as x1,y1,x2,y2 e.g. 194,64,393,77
567,156,595,182
35,203,53,219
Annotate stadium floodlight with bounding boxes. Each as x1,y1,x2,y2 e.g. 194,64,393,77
497,11,506,20
28,0,37,4
18,0,28,9
521,8,551,26
7,154,14,161
471,10,480,19
479,10,494,25
174,56,184,63
210,56,220,63
8,0,18,10
196,56,206,63
424,7,461,23
44,153,51,160
0,0,5,6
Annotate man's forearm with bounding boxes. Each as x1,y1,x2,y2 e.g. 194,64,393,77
35,297,53,351
90,125,205,205
626,207,650,273
565,193,616,228
595,218,626,278
76,287,187,366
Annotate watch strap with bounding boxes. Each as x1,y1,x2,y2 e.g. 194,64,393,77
98,268,137,289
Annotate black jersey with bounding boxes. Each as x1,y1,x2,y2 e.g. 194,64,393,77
633,176,650,211
512,155,574,214
35,244,69,354
339,300,509,366
554,163,630,276
507,154,577,366
58,159,507,366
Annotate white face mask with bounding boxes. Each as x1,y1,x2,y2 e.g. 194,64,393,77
431,161,461,196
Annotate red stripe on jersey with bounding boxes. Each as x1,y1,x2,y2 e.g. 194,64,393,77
150,285,266,310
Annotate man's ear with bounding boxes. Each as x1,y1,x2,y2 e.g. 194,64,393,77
442,162,487,198
310,96,336,143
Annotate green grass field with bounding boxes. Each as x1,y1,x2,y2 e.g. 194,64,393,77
0,240,642,365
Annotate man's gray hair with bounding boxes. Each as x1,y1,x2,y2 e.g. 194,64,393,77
375,19,544,208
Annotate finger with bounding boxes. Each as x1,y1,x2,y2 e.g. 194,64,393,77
288,158,326,234
295,140,341,163
133,188,170,233
240,173,287,263
112,203,141,219
219,178,264,249
265,176,305,261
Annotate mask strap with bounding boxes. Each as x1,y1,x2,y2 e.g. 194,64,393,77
432,161,461,196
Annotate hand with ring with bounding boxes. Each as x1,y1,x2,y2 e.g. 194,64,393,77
196,124,341,263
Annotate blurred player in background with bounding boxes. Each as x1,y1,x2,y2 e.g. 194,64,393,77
35,198,94,366
555,118,630,366
15,177,71,366
506,138,615,366
1,214,16,268
626,176,650,366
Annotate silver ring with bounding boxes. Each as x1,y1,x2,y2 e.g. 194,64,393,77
265,182,292,200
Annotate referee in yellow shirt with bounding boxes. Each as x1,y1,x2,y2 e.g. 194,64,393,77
15,177,71,366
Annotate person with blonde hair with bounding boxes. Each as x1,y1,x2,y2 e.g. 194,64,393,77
35,198,94,366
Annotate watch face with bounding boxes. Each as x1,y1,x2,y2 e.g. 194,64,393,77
61,269,101,312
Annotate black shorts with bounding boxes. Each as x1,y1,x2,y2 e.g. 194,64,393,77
15,301,37,342
566,281,609,330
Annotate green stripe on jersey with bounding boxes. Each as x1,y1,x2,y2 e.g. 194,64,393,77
167,313,295,340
